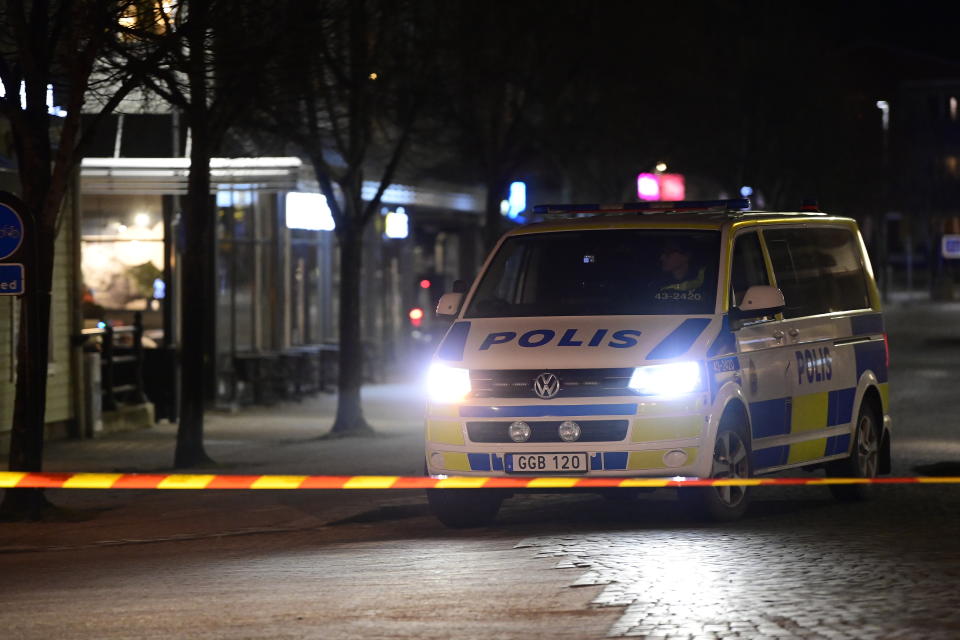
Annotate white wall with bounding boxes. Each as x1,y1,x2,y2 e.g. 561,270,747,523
0,198,76,449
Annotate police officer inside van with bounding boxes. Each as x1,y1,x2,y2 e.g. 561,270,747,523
652,239,706,303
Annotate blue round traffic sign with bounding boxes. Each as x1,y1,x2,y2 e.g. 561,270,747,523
0,203,24,261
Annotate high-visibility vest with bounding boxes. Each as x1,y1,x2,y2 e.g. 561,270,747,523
659,266,705,292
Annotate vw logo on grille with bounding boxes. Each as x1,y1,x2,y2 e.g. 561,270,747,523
533,372,561,399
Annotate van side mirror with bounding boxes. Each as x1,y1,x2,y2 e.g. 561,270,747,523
436,292,464,317
730,285,785,329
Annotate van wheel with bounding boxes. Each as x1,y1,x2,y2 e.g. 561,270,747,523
826,402,880,501
427,489,502,528
680,420,752,521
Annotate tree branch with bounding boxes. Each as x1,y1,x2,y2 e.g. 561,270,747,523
309,149,344,228
361,102,417,225
75,31,185,155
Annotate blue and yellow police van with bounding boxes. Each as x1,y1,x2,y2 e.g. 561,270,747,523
424,199,891,526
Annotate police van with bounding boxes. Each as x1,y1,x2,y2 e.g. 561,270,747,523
424,198,891,526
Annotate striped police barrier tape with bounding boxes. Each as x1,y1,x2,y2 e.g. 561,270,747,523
1,472,959,490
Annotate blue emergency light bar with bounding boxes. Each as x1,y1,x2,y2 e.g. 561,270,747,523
533,198,751,215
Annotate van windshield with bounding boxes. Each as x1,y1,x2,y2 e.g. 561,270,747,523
465,229,720,317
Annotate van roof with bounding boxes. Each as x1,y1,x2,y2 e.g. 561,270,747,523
507,210,857,237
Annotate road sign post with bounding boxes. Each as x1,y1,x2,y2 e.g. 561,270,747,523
0,263,25,294
0,200,26,296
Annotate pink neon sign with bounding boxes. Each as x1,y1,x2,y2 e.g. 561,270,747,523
636,173,685,201
636,173,659,201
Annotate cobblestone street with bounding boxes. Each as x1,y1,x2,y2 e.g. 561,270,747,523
517,485,960,638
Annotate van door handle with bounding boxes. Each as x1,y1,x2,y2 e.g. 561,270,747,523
772,330,785,342
788,328,800,338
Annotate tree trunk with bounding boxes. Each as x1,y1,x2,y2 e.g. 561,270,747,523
173,1,216,467
174,110,215,467
330,221,374,436
1,215,55,517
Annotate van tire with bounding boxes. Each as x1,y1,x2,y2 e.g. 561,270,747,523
680,418,752,522
427,488,502,528
826,401,880,501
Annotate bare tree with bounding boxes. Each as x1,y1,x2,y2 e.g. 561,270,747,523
248,0,430,436
0,0,172,517
432,1,588,251
100,0,282,466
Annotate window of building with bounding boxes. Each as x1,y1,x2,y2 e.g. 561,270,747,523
946,155,959,178
80,194,165,325
118,1,178,37
216,188,275,354
289,230,334,345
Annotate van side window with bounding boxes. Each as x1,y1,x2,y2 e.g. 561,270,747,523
764,227,869,318
765,229,828,318
814,227,871,311
730,232,769,308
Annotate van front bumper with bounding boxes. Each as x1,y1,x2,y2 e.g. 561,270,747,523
425,394,711,477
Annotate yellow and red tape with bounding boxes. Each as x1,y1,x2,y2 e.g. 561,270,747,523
1,472,959,490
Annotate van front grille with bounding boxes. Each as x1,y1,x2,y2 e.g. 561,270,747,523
469,368,635,399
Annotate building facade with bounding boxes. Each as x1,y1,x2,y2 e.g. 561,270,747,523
0,168,83,452
78,156,485,414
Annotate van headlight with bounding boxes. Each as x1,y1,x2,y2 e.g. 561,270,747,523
628,361,702,396
427,363,472,403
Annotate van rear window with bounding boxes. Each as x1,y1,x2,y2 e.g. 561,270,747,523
466,230,720,317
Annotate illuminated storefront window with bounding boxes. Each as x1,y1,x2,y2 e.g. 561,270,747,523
81,194,164,322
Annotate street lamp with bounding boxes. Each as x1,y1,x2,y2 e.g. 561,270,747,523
876,99,890,302
876,100,890,134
